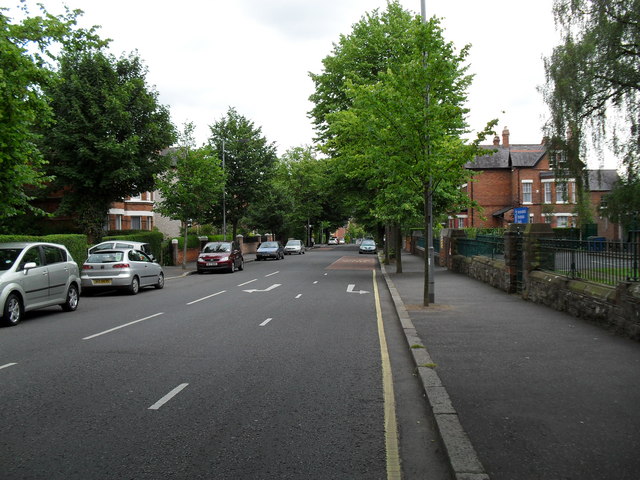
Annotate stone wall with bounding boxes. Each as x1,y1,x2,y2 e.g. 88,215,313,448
525,271,640,340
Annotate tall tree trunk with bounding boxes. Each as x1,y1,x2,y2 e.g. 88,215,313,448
182,220,188,270
423,184,431,306
395,223,403,273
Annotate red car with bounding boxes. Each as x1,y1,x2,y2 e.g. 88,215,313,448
197,242,244,274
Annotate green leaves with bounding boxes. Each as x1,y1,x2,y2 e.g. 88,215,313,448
42,46,176,240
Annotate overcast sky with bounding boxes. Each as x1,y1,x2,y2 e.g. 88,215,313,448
17,0,561,154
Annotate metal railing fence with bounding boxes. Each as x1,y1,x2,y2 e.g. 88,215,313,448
456,235,504,259
538,239,640,285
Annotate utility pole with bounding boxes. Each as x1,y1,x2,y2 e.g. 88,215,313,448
421,0,435,304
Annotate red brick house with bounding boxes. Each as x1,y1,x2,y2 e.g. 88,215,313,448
450,127,620,239
106,192,155,231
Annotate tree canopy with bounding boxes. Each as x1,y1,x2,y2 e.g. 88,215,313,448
208,107,278,239
42,46,176,241
0,3,103,218
543,0,640,229
310,1,495,303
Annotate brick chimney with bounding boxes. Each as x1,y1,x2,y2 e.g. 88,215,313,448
493,135,500,146
502,126,510,147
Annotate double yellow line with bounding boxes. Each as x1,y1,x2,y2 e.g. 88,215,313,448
372,269,402,479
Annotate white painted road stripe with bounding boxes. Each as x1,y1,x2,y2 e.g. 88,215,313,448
0,363,18,371
83,313,164,340
187,290,226,305
265,271,279,277
259,318,272,327
238,279,257,287
295,294,302,299
148,383,189,410
313,281,318,284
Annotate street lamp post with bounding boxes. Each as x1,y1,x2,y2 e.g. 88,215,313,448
222,138,226,242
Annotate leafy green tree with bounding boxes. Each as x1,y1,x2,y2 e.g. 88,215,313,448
208,107,277,239
0,3,103,218
155,123,223,268
42,47,176,241
543,0,640,226
315,4,496,304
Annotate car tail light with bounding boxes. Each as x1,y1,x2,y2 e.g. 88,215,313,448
83,265,93,270
112,263,130,269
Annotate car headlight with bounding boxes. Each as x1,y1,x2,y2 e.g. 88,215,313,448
219,256,229,262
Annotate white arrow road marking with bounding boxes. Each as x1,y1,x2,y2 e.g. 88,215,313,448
148,383,189,410
347,284,370,295
0,363,17,371
187,290,226,305
259,318,273,327
243,283,281,293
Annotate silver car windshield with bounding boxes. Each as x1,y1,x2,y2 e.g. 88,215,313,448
87,252,125,263
261,242,278,248
0,248,22,271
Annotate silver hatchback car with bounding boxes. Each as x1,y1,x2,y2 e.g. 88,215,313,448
81,249,164,295
0,242,81,326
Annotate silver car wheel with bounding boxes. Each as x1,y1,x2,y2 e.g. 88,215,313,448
155,272,165,289
61,284,79,312
3,294,22,326
129,276,140,295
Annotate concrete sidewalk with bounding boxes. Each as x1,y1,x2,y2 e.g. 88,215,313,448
381,252,640,480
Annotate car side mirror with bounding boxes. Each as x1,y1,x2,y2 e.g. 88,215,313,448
22,262,37,272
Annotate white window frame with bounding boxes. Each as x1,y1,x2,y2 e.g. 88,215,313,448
556,182,568,204
521,180,533,204
543,181,553,204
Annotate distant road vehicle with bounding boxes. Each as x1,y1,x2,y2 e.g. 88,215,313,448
81,249,164,295
284,239,304,255
88,240,155,261
359,239,377,254
256,241,284,261
328,237,338,245
0,242,81,326
197,242,244,274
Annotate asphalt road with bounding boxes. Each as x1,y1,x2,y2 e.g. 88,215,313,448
0,245,451,480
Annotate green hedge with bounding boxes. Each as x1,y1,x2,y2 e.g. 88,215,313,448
102,231,164,260
0,234,88,267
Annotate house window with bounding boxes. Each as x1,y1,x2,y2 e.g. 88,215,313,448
522,181,533,204
131,216,141,230
129,193,142,201
570,181,576,204
544,215,552,224
544,183,552,203
115,215,122,230
556,215,569,228
556,182,567,203
457,217,465,228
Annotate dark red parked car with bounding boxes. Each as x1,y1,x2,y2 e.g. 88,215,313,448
197,242,244,274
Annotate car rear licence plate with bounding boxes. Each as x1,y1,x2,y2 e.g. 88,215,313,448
206,262,218,266
92,279,112,285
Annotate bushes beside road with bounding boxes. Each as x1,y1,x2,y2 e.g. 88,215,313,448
0,234,87,267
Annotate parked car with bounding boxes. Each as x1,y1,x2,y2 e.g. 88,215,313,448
81,249,164,295
359,239,377,254
284,239,304,255
0,242,81,326
88,240,155,261
328,237,338,245
197,242,244,274
256,241,284,261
